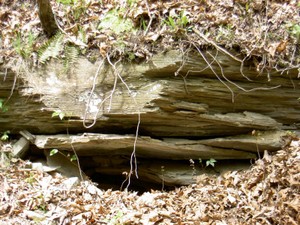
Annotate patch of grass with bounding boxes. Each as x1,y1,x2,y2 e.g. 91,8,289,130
13,31,37,59
164,10,190,30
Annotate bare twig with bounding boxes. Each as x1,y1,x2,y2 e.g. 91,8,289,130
181,41,219,76
144,0,153,35
188,40,281,102
53,11,87,47
83,53,142,187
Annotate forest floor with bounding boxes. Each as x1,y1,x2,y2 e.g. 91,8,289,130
0,135,299,225
1,0,299,71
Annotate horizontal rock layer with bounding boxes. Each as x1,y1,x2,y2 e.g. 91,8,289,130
1,50,299,137
1,49,299,186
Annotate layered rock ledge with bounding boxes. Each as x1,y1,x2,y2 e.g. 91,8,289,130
1,50,299,186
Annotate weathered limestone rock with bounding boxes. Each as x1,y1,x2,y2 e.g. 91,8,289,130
1,49,299,186
1,50,299,136
197,130,286,152
12,137,30,158
35,133,255,159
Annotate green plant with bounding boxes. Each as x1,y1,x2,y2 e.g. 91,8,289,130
25,172,37,185
0,131,10,141
98,9,136,34
57,0,89,19
179,11,189,27
199,158,217,168
63,45,79,73
78,26,87,44
127,0,138,6
106,211,124,225
140,17,147,30
73,1,88,20
206,158,217,167
216,24,234,42
50,149,77,162
51,109,65,120
13,31,36,59
290,24,300,42
0,99,8,112
69,154,77,162
50,149,59,156
56,0,76,4
165,16,176,29
164,10,189,30
38,32,64,64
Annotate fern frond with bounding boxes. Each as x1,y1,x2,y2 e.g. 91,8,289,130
63,45,79,73
38,32,64,64
65,45,79,65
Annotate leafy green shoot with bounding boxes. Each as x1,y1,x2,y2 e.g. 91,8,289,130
50,149,59,156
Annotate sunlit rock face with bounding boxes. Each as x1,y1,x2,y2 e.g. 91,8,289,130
1,50,299,186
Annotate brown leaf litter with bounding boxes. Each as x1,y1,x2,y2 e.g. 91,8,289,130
0,136,299,224
0,0,299,72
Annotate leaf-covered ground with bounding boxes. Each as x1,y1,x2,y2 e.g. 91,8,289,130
0,136,299,224
1,0,299,71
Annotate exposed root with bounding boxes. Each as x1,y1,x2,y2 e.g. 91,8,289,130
67,125,85,182
190,41,235,102
193,28,253,82
184,37,281,102
82,52,141,190
106,54,141,190
82,57,105,129
207,51,281,97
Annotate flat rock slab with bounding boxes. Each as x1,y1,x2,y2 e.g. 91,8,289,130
35,133,256,160
197,130,286,152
